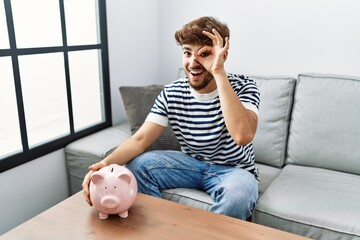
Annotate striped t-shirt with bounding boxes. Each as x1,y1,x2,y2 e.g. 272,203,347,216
146,73,260,179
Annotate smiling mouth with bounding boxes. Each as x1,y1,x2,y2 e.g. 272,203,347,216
190,69,204,77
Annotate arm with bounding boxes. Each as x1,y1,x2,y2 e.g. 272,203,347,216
82,121,165,205
213,72,258,145
195,29,258,145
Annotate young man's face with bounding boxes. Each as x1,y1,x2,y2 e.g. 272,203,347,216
182,44,215,93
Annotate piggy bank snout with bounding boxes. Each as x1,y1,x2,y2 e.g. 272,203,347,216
101,196,120,209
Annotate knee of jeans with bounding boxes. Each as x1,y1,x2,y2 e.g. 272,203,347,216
126,151,161,174
231,183,258,218
212,185,257,220
240,175,259,203
229,184,257,203
225,174,259,205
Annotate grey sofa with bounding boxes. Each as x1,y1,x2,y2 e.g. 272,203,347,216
65,73,360,240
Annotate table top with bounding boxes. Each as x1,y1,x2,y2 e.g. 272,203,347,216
0,192,310,240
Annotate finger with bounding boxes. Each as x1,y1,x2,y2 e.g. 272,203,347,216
202,30,219,47
197,45,212,57
83,188,92,206
82,171,93,206
202,30,216,41
211,29,224,47
82,174,92,206
89,161,106,171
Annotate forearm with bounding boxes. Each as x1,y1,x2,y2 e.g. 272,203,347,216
99,121,164,166
214,71,257,145
100,137,146,166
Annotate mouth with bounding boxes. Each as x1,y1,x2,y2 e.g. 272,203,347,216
189,69,204,78
105,207,117,212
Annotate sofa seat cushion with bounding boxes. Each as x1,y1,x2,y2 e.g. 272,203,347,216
161,188,213,211
65,122,131,194
253,164,360,240
256,163,282,194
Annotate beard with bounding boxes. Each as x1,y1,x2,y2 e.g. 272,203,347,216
187,70,214,91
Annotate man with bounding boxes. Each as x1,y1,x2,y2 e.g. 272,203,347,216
82,16,260,220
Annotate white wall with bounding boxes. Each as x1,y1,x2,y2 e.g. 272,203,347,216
159,0,360,84
108,0,160,125
0,150,68,235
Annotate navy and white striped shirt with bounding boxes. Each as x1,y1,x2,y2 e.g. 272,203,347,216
146,73,260,179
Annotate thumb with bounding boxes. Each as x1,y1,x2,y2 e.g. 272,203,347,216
89,161,107,171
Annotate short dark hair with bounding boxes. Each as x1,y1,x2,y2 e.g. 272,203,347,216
175,16,230,46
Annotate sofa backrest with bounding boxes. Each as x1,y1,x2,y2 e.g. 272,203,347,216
252,76,297,168
286,73,360,175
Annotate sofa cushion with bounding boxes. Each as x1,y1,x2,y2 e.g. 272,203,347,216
286,73,360,175
253,164,360,239
120,85,181,151
256,163,281,194
161,188,212,211
251,76,297,168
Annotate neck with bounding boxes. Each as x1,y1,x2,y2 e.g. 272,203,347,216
195,78,217,94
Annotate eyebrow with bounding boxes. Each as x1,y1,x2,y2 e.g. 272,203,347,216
182,46,191,51
182,46,203,52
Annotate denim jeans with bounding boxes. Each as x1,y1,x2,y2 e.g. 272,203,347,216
126,150,259,220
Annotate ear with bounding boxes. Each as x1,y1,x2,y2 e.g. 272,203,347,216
91,171,105,184
224,50,228,61
117,172,132,184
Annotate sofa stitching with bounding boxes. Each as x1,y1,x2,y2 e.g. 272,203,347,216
299,73,360,82
255,209,360,237
162,191,213,205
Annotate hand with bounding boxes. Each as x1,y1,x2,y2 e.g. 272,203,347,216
195,28,230,75
82,161,107,206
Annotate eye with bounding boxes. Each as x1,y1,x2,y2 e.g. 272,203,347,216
200,51,210,58
183,51,191,57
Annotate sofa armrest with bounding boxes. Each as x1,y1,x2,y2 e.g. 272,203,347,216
65,121,131,195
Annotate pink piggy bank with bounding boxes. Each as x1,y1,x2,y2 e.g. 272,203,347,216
90,164,138,219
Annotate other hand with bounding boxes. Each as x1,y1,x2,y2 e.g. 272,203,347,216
82,161,107,206
195,28,230,75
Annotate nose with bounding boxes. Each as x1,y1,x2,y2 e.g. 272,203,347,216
189,55,201,68
101,196,119,209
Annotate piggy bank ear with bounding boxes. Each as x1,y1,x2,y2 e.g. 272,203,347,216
91,171,105,184
117,172,132,183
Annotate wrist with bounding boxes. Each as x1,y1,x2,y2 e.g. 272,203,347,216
212,68,227,79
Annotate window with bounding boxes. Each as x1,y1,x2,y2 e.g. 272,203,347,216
0,0,111,172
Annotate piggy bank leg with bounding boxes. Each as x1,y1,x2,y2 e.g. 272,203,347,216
119,211,128,218
99,212,109,220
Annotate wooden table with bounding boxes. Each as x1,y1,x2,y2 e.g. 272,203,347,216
0,192,311,240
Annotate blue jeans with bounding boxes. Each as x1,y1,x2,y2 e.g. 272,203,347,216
126,150,259,220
